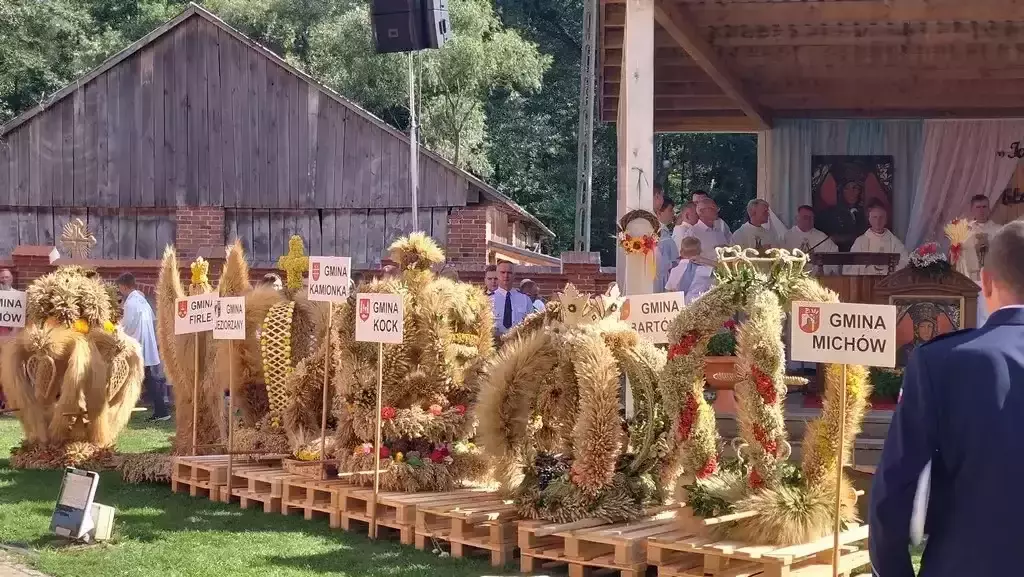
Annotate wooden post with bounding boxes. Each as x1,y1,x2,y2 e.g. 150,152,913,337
832,364,848,577
191,337,199,456
320,304,333,478
224,341,235,503
616,0,655,418
370,342,384,539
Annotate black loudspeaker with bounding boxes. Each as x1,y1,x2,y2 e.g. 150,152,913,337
371,0,451,54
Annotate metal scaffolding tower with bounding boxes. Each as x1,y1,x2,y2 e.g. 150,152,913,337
573,0,598,252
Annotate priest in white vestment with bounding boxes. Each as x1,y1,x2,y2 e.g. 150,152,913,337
692,190,731,236
732,199,782,251
673,201,699,251
785,205,840,274
962,194,1003,324
683,198,732,260
844,203,909,275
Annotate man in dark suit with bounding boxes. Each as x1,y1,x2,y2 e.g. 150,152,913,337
870,220,1024,577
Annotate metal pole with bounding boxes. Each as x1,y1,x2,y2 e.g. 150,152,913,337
409,51,419,230
573,0,598,252
832,364,848,577
370,342,384,539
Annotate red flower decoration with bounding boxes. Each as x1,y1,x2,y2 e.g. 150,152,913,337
676,393,699,440
723,319,737,331
429,449,447,463
949,244,962,264
753,425,778,456
454,404,466,415
428,404,443,416
696,456,718,479
641,236,658,253
381,406,397,421
668,331,701,360
379,446,390,459
752,367,777,405
748,468,764,489
915,242,938,256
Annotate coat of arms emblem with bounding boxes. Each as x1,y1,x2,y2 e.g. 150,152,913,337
798,306,820,333
359,298,371,322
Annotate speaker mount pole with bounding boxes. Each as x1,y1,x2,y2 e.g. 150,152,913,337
409,51,419,231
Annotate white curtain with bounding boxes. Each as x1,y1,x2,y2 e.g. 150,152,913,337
905,120,1024,248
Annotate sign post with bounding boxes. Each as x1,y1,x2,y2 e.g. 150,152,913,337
790,301,896,577
0,289,27,329
307,256,352,478
354,293,405,539
213,296,246,502
617,291,686,344
174,294,217,456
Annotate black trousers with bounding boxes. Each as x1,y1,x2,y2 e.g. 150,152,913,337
143,364,170,418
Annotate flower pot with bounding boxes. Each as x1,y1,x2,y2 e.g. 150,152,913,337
704,356,737,390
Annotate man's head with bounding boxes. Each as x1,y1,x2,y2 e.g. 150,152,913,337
981,220,1024,311
677,202,698,226
680,236,702,260
0,269,12,290
796,205,816,232
262,273,283,291
691,190,710,204
747,199,770,226
841,181,863,206
653,185,664,213
496,261,514,291
520,279,539,300
970,194,991,223
484,264,498,293
116,272,136,297
866,202,888,233
697,198,719,227
657,197,676,225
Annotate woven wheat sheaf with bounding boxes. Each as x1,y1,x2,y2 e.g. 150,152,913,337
260,301,296,414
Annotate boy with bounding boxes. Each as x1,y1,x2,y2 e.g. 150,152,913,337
665,237,716,303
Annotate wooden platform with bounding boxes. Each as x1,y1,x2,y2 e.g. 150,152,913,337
415,493,520,566
229,465,296,513
341,488,492,546
647,524,870,577
170,454,285,500
282,476,358,529
518,508,683,577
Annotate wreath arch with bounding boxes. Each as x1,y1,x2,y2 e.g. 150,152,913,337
660,247,871,545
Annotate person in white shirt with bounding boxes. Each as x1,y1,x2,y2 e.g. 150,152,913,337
483,264,498,296
655,197,680,292
732,199,782,251
520,279,545,312
845,202,909,276
785,205,840,273
962,194,1002,282
692,190,732,236
673,201,699,251
491,261,533,338
117,272,170,421
665,237,716,303
684,198,732,260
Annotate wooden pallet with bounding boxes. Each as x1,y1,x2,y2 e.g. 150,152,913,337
171,454,286,500
414,492,519,566
341,488,492,545
647,523,870,577
518,508,683,577
281,476,358,529
230,466,295,514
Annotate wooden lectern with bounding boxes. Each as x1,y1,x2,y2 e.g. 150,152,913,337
810,253,901,304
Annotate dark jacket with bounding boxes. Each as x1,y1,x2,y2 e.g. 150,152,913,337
870,306,1024,576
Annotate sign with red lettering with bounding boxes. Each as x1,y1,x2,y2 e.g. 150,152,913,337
790,301,896,367
354,293,404,344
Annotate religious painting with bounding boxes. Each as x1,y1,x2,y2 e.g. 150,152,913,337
811,155,894,252
890,295,964,368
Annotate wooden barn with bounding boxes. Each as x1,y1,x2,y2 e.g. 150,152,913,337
0,4,553,267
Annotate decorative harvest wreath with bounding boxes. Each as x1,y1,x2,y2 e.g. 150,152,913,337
660,247,871,545
616,209,660,256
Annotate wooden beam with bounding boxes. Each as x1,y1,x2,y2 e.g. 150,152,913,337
709,22,1024,48
679,0,1024,27
655,114,761,133
653,1,771,129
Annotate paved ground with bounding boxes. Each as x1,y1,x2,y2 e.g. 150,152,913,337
0,552,47,577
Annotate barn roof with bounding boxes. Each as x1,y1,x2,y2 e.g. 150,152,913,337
600,0,1024,132
1,3,553,237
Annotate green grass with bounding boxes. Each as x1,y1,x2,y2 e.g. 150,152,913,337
0,414,513,577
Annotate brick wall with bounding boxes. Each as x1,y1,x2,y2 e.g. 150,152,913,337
175,206,226,260
446,204,489,266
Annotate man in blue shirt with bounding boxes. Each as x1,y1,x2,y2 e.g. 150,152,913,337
116,273,170,422
870,220,1024,576
655,196,679,292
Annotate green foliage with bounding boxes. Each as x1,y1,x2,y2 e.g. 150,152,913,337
706,330,737,356
870,367,903,400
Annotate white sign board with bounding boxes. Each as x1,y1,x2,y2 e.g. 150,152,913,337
618,292,686,344
213,296,246,340
790,301,897,368
354,293,404,344
173,294,216,335
308,256,352,302
0,290,27,328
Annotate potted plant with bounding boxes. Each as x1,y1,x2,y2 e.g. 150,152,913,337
704,319,738,390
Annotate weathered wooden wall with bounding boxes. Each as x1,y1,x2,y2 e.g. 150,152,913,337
0,12,468,213
0,208,175,259
225,208,449,266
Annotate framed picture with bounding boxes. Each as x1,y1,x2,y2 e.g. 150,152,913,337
811,155,894,252
890,295,965,367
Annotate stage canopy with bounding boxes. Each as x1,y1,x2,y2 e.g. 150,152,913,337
600,0,1024,249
